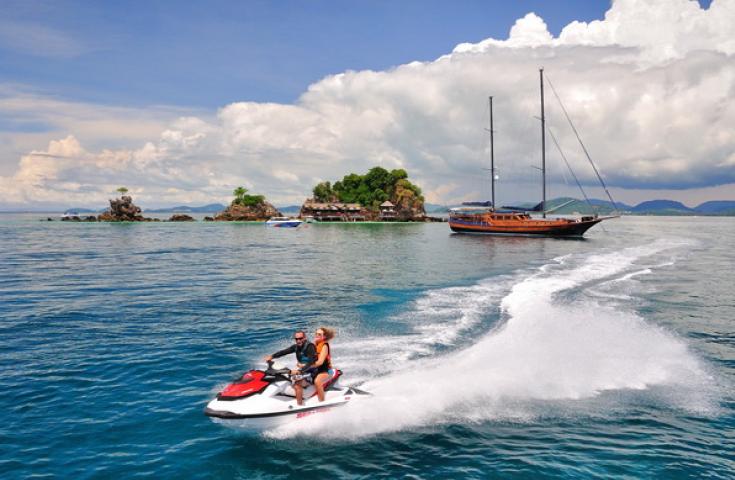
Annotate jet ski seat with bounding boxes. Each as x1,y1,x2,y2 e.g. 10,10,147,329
279,369,341,397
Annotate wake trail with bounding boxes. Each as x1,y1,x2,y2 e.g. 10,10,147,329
266,239,717,439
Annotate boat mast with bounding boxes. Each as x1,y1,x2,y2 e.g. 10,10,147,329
489,96,495,209
540,68,546,218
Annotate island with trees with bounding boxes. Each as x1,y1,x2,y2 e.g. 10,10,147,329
302,167,428,221
211,187,281,221
56,170,437,223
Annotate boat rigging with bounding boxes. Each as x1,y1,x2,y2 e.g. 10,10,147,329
448,69,618,237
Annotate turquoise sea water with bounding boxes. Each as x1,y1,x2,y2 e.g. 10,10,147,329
1,215,733,479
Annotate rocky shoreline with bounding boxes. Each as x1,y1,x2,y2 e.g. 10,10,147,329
211,202,281,221
54,214,445,223
50,193,445,223
56,196,195,222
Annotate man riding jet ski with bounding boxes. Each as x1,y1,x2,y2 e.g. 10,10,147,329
206,328,369,429
204,361,369,430
204,360,368,429
264,330,316,406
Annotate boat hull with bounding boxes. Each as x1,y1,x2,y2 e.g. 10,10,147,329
204,388,356,431
204,402,346,433
449,217,604,237
265,220,302,228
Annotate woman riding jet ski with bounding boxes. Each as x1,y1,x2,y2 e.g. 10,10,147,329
204,360,369,430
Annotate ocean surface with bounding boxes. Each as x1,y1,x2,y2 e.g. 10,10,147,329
1,214,733,479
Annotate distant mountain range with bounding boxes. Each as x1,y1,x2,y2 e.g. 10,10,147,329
63,207,101,214
426,198,735,216
144,203,226,213
277,205,302,214
61,204,227,214
45,199,735,217
694,200,735,214
619,199,735,215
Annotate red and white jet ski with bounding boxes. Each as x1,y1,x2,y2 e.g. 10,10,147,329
204,361,369,430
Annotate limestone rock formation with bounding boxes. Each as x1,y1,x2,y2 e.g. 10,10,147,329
98,195,154,222
392,181,426,221
214,202,281,221
61,215,97,222
168,214,195,222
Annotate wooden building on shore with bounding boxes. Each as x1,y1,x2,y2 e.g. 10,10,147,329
379,201,397,221
300,201,367,221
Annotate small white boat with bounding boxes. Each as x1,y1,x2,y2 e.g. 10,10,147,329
265,217,302,228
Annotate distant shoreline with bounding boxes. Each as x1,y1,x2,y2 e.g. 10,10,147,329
2,212,735,220
5,197,735,217
1,210,734,217
3,211,734,217
0,212,440,224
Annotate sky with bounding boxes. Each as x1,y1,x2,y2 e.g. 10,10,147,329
0,0,732,210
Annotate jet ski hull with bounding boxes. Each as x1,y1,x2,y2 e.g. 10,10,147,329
205,365,368,431
205,394,351,430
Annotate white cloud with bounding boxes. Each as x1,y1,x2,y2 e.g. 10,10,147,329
456,0,735,64
0,84,201,181
2,0,735,209
558,0,735,62
454,12,554,52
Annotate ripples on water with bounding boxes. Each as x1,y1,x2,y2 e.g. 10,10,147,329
0,215,733,478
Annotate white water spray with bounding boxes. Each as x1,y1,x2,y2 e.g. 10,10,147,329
266,239,715,439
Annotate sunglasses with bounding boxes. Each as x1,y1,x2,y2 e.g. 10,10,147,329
294,336,305,341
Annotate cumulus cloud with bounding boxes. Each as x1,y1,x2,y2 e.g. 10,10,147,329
2,0,734,209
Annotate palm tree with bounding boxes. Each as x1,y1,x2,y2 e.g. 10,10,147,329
233,186,247,205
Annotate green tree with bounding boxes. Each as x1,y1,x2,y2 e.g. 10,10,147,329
365,166,391,192
388,169,407,196
390,169,408,182
232,186,265,207
334,174,362,203
240,194,265,207
116,187,128,196
313,181,334,202
233,186,247,205
373,188,389,202
311,167,424,212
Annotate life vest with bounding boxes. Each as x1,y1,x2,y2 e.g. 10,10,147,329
296,342,315,365
315,341,332,369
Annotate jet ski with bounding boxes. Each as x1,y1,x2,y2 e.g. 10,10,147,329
204,361,369,430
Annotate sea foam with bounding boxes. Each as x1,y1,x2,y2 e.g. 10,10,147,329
266,239,716,439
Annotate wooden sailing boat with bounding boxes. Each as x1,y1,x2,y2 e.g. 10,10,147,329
449,69,616,237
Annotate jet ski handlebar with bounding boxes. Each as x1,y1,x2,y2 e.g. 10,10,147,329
264,360,294,380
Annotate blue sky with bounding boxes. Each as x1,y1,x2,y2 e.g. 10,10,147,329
2,0,615,108
0,0,731,209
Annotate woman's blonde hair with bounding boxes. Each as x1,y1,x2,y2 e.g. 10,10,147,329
317,327,335,341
